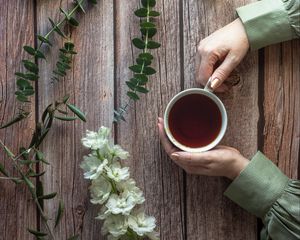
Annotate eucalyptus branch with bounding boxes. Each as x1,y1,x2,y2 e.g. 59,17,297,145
114,0,160,123
0,0,95,239
0,0,95,130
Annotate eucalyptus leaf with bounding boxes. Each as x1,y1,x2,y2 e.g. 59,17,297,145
0,112,29,129
68,17,79,27
22,89,35,96
143,66,156,75
141,0,156,7
15,72,39,81
127,91,140,101
149,10,160,16
49,17,66,38
129,64,143,73
16,94,29,102
134,8,148,17
54,115,78,121
17,79,31,89
138,53,153,60
132,38,145,49
28,171,46,178
27,228,47,237
141,27,157,38
23,175,35,190
35,50,46,59
136,86,149,93
55,200,65,228
66,104,86,122
38,192,57,200
136,57,151,66
0,162,9,177
147,40,161,49
89,0,98,4
22,60,39,74
37,35,52,46
134,74,148,84
75,0,86,13
126,81,136,91
62,95,70,103
65,42,75,51
23,46,36,56
140,21,155,28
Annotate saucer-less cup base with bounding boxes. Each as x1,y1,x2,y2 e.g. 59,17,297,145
164,88,228,153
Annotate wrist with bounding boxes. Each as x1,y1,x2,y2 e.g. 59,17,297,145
227,154,249,180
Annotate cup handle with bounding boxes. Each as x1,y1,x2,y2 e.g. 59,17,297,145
204,77,214,93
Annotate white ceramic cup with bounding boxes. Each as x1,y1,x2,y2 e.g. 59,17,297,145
164,81,227,153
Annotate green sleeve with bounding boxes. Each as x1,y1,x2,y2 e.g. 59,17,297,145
224,151,300,240
236,0,300,50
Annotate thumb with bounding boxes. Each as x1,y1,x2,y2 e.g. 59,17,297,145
210,53,240,89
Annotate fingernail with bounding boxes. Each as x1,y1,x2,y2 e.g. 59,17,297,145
171,153,179,160
211,78,222,89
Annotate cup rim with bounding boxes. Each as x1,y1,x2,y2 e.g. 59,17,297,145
164,88,227,153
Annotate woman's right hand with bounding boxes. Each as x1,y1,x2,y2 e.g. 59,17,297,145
196,18,250,92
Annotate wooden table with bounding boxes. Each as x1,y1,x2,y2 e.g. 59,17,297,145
0,0,299,239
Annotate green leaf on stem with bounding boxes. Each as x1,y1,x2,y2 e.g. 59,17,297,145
62,95,70,103
75,0,86,13
141,0,156,7
17,79,31,89
129,64,143,73
0,112,29,129
16,94,29,102
38,192,57,200
49,18,66,38
55,200,65,228
147,40,161,49
22,60,39,74
127,91,140,101
141,27,157,38
54,115,78,121
15,72,39,81
66,104,86,122
126,81,136,91
37,35,52,46
138,52,153,61
23,46,36,55
136,57,151,66
23,175,35,190
134,8,148,17
68,17,79,27
143,66,156,75
132,38,145,49
149,10,160,16
134,74,148,84
27,228,47,237
135,86,149,93
140,21,155,28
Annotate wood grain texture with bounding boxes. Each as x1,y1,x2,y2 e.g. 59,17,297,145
0,1,36,240
263,40,300,179
36,0,114,238
115,0,185,239
183,0,258,239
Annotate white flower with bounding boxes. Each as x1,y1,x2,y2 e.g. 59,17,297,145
102,214,128,237
106,162,130,182
81,127,110,150
128,211,156,236
80,155,108,179
117,178,145,204
105,191,137,215
90,176,112,204
109,144,129,160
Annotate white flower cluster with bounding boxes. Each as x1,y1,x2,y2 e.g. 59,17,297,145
81,127,159,240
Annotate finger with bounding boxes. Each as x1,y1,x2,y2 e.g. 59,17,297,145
210,52,241,90
195,52,217,86
171,151,211,166
157,122,178,156
158,117,163,124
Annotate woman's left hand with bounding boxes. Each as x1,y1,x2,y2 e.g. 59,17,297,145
158,117,249,180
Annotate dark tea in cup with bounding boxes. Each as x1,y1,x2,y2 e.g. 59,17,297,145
168,94,222,148
164,88,227,152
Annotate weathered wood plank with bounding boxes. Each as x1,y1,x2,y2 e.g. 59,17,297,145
36,0,114,238
183,0,258,239
115,0,185,239
263,40,300,179
0,1,36,239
